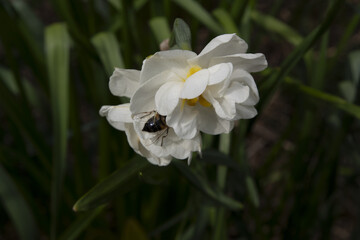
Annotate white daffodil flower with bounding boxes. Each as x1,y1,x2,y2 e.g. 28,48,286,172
129,34,267,139
100,69,201,166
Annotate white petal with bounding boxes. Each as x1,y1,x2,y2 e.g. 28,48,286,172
130,126,173,166
209,53,268,72
167,133,201,159
217,69,259,99
188,34,248,67
219,119,234,133
155,81,183,116
180,69,209,99
202,91,236,120
197,106,228,135
235,105,258,119
224,82,250,103
109,68,140,98
208,63,233,85
124,123,142,154
166,105,198,139
130,70,181,114
99,104,132,131
230,70,260,104
147,155,172,166
140,50,197,83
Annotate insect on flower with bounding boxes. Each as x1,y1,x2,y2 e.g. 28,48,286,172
133,111,169,146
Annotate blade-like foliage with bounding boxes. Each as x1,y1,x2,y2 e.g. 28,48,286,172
73,157,150,211
45,23,71,239
0,163,39,240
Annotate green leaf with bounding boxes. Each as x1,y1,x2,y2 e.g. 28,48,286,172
169,18,192,50
0,72,50,170
0,163,39,240
173,161,243,211
172,0,223,34
0,66,39,107
260,0,344,105
149,17,171,45
91,32,124,75
59,206,104,240
285,77,360,119
45,23,71,240
11,0,43,42
349,50,360,84
213,8,239,34
120,218,150,240
251,10,303,46
108,0,121,10
199,150,242,172
73,157,150,211
245,176,259,207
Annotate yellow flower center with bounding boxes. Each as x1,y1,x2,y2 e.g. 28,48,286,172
182,65,212,108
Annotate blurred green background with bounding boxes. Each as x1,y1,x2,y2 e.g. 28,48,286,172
1,0,360,239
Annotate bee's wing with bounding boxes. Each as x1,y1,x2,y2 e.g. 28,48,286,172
132,111,156,123
143,128,169,147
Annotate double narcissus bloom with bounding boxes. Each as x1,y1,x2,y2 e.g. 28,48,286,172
100,34,267,166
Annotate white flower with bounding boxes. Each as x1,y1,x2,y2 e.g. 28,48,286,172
130,34,267,139
100,69,201,166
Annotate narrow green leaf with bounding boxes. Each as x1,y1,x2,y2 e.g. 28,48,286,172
349,50,360,84
285,77,360,119
149,17,171,45
120,218,149,240
213,8,239,34
173,161,243,210
172,0,223,34
245,176,259,207
330,14,360,70
0,66,39,107
11,0,43,42
108,0,122,10
73,157,150,211
169,18,192,50
91,32,124,75
0,163,39,240
135,0,149,10
251,10,303,46
59,206,104,240
260,0,343,104
199,150,242,171
0,73,50,170
213,133,231,240
45,23,71,240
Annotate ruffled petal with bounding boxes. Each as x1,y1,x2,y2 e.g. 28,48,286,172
167,133,201,159
208,63,233,85
133,118,200,161
196,106,228,135
217,69,259,99
202,90,235,120
140,50,197,83
99,104,132,131
166,105,198,139
125,124,172,166
130,70,181,114
209,53,267,72
155,81,183,116
224,82,250,104
180,69,209,99
109,69,140,98
188,34,248,67
235,105,258,119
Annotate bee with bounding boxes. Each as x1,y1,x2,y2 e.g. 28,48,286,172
133,111,169,146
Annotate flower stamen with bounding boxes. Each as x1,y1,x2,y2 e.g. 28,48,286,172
181,65,212,108
186,65,202,78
